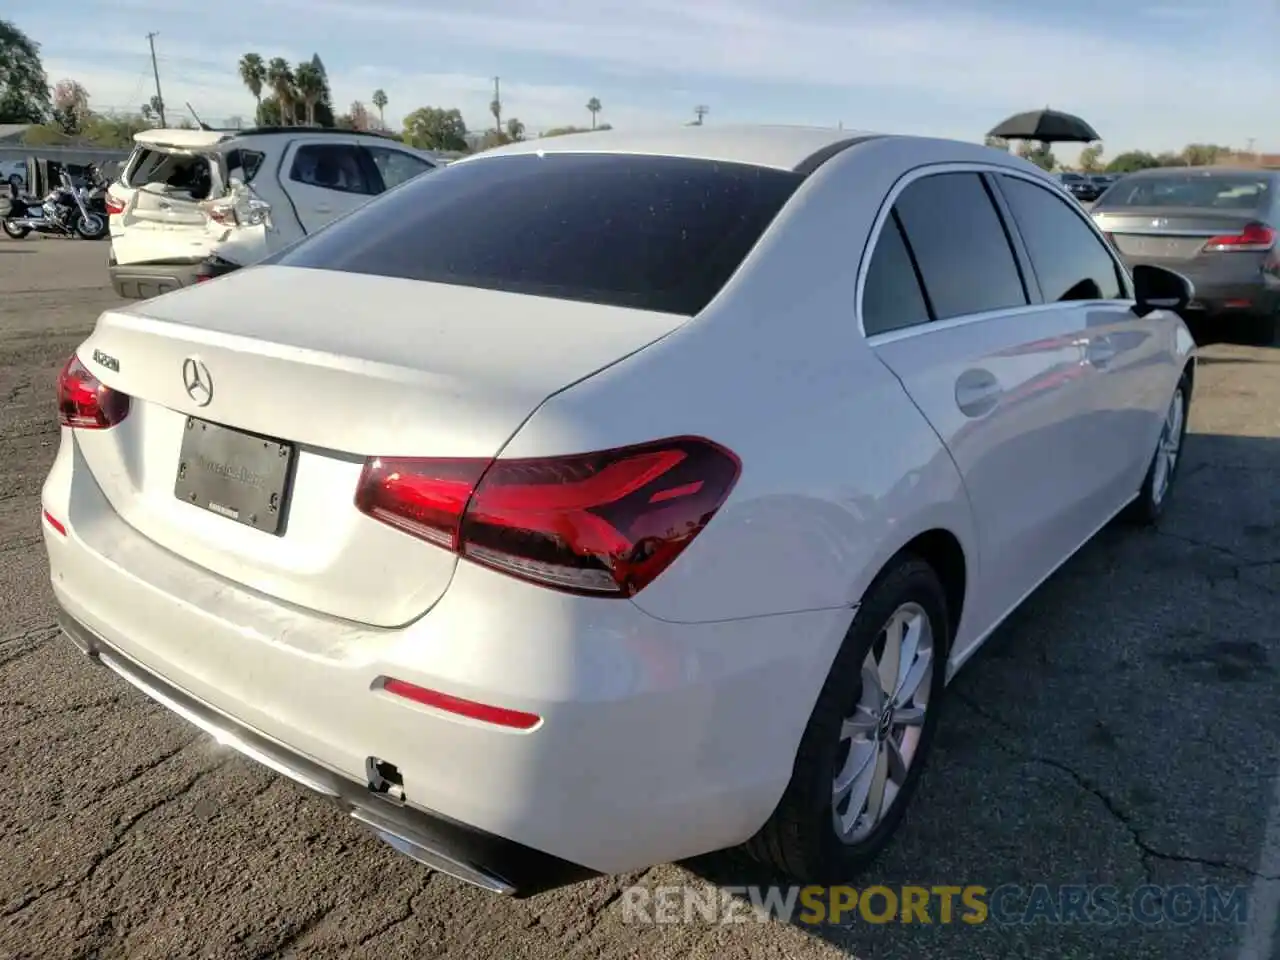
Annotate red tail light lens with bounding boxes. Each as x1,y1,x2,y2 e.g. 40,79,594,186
355,437,742,597
57,353,130,429
105,195,125,215
1202,222,1277,253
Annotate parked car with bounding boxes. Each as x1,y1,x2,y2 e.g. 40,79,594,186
1057,171,1103,203
45,125,1195,897
105,126,441,299
1091,166,1279,342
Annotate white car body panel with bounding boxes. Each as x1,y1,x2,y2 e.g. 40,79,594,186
108,129,438,269
43,125,1195,882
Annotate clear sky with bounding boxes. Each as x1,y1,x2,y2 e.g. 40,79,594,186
13,0,1280,157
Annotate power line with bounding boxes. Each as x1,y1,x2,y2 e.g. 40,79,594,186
146,32,167,126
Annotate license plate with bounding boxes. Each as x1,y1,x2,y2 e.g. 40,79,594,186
173,417,295,535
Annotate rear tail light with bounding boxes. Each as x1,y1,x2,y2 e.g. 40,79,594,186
1201,222,1276,253
355,437,742,597
104,195,125,215
381,678,541,730
57,353,130,429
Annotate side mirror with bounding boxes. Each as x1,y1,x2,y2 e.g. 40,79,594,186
1131,264,1193,318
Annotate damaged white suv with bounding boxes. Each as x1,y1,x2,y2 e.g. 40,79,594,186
106,127,440,299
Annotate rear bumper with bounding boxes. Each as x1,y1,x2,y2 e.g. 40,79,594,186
1181,280,1280,320
109,255,240,300
41,428,850,880
56,605,597,897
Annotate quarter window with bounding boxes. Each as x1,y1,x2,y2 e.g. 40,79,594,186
999,175,1125,302
862,212,930,336
892,173,1028,320
365,147,434,190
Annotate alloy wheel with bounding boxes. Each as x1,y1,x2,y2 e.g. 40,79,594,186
1151,387,1184,506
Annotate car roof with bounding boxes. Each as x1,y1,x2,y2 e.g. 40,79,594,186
1118,165,1278,182
133,126,409,151
457,124,884,173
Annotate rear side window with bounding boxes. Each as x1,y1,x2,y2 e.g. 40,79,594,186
998,175,1125,302
274,153,803,316
289,144,375,196
862,213,930,336
223,148,266,184
892,172,1028,320
365,146,433,190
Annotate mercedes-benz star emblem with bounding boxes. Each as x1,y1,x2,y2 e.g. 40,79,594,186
182,357,213,407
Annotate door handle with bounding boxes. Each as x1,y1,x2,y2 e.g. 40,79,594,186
1086,336,1117,368
955,368,1002,418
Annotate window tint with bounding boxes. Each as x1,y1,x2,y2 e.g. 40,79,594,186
893,173,1027,319
366,147,433,190
274,153,803,316
289,144,374,195
999,176,1123,302
1102,174,1271,212
224,148,266,184
862,213,930,335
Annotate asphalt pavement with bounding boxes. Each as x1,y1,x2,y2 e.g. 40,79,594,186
1,237,1278,960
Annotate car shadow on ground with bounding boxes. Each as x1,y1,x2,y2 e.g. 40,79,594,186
673,430,1280,959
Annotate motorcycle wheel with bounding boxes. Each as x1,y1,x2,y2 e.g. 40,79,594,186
1,221,29,239
75,214,107,240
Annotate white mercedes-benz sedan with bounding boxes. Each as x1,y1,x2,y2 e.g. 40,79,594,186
43,124,1197,897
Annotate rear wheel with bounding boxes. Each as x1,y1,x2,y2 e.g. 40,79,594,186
745,556,949,883
1,220,29,239
1123,370,1190,526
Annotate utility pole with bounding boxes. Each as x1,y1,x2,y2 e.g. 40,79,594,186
693,104,709,125
146,32,167,127
491,76,501,133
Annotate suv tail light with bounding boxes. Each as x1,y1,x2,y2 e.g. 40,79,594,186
57,353,130,429
355,437,742,597
1201,222,1276,253
104,195,125,215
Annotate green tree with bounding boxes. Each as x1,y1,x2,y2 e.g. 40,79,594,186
506,117,525,142
266,58,295,125
51,78,91,135
308,54,334,127
586,96,602,130
372,88,388,127
1154,151,1184,168
1106,150,1160,174
294,60,324,126
1181,143,1229,166
983,135,1010,152
402,106,468,151
1017,140,1056,171
1078,143,1104,173
489,95,501,132
0,19,51,123
238,53,266,113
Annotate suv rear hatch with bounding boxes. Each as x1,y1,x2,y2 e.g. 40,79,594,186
110,129,235,266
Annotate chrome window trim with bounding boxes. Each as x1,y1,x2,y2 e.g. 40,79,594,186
857,161,1136,346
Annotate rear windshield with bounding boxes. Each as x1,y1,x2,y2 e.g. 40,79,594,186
272,152,804,316
1101,174,1271,211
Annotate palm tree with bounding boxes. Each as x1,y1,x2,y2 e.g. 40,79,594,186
266,57,295,125
586,97,602,130
490,97,502,133
238,53,266,113
294,61,324,126
371,88,388,128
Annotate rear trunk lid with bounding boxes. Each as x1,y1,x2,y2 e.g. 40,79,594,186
1092,206,1267,262
73,266,686,627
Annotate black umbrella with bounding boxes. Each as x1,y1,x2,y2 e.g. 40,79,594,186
988,108,1100,144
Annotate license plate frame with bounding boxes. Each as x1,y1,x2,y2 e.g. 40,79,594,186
173,416,296,536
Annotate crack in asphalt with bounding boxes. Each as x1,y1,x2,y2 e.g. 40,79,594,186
951,691,1280,884
348,874,436,949
0,760,232,923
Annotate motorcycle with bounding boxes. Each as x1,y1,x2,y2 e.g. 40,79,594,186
2,167,109,241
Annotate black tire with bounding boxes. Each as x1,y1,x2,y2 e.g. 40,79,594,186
75,214,107,240
1249,312,1280,347
745,555,950,883
1122,369,1191,526
1,220,29,239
